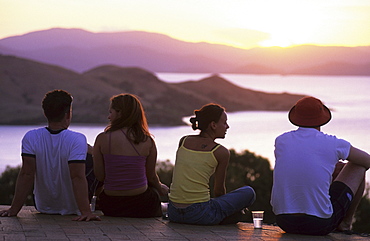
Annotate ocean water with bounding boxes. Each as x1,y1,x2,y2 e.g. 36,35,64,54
1,74,370,183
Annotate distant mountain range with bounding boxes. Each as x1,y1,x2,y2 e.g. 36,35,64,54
0,54,305,126
0,28,369,75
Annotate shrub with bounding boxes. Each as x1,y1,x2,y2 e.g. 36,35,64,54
352,188,370,233
0,165,34,205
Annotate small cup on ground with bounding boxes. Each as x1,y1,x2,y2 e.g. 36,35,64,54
252,211,264,228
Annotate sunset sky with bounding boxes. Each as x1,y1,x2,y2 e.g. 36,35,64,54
1,0,369,49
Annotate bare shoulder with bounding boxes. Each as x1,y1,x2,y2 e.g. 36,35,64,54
146,135,156,147
180,135,197,142
94,132,106,144
178,135,190,147
214,145,230,162
96,132,106,138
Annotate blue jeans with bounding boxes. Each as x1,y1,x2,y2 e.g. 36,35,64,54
168,186,256,225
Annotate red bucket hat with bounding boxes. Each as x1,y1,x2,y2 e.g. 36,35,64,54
288,96,331,127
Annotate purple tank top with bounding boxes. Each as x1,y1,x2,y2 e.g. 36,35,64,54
103,130,147,191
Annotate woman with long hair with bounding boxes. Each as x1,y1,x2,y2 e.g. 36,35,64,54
168,103,256,225
93,93,168,217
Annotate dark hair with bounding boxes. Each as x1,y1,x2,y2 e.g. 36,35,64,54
105,93,150,144
189,103,225,131
42,90,73,122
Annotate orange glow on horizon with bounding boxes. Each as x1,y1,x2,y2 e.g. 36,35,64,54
0,0,370,49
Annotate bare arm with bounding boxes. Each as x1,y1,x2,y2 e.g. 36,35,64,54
0,156,35,216
334,145,369,195
146,139,169,196
347,146,370,170
69,163,101,221
213,146,230,197
93,133,105,182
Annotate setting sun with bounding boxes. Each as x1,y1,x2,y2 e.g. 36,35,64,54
224,0,358,48
254,1,323,47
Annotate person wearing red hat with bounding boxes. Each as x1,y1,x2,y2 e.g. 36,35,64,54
271,96,370,236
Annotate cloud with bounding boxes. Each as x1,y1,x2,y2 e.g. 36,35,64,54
213,28,271,49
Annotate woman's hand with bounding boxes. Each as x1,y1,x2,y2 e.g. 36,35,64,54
159,183,169,196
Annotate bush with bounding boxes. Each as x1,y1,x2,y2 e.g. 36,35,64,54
225,149,274,223
0,165,34,205
353,188,370,233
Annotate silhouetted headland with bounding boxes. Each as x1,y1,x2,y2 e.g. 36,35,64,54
0,54,305,126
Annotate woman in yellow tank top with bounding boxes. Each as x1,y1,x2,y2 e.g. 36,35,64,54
168,103,256,225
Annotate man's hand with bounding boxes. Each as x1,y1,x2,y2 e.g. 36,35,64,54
72,213,101,221
0,208,18,217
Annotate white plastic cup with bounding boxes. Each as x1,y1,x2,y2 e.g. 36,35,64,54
161,202,168,213
252,211,264,228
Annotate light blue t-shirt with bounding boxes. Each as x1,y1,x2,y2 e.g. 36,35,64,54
271,127,351,218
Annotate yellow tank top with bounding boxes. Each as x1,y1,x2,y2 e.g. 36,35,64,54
169,137,220,204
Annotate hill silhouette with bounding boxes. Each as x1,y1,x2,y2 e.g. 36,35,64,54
0,28,369,75
171,76,303,111
0,54,305,126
